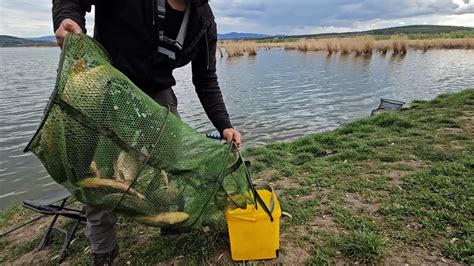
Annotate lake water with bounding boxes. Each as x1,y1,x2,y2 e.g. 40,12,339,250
1,47,473,211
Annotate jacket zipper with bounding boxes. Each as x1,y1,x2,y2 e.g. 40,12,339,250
152,0,156,26
180,20,211,60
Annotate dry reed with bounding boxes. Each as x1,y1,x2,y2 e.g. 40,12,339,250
218,37,474,57
409,38,474,50
218,41,258,57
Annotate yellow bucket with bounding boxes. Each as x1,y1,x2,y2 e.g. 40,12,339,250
225,189,281,261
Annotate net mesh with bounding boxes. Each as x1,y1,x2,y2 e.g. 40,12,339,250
371,98,406,116
25,34,254,228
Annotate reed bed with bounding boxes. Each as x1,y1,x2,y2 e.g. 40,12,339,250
217,37,474,57
280,36,403,56
218,41,258,57
409,38,474,50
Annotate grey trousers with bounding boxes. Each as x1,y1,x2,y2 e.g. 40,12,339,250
85,88,179,254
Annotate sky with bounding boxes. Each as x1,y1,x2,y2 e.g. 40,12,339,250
0,0,473,37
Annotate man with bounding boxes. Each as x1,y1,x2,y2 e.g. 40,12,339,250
52,0,241,264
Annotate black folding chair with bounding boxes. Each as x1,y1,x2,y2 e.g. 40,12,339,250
22,188,86,263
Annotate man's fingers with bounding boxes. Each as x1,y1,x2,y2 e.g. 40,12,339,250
55,28,66,47
223,133,230,142
55,19,83,48
233,132,242,147
222,128,242,149
63,21,82,34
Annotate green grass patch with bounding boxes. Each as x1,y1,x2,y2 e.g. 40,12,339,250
331,207,379,232
333,230,384,263
130,220,229,264
280,200,320,226
311,245,336,265
0,205,22,227
379,160,473,263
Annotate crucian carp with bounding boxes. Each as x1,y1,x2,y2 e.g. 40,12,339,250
114,151,141,182
135,212,190,226
79,177,145,200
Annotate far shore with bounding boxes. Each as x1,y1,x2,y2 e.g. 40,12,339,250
218,34,474,57
0,45,57,48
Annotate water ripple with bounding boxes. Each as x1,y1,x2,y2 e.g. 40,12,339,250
1,48,474,210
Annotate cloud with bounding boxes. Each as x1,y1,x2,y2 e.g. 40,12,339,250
0,0,94,37
0,0,473,36
211,0,473,32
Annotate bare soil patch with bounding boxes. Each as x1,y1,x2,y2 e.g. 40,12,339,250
257,169,279,180
345,193,380,214
384,245,462,265
269,176,301,189
4,249,53,265
440,127,464,134
274,240,312,264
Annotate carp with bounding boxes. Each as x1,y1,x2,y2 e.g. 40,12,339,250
79,177,145,200
135,212,189,227
114,151,141,182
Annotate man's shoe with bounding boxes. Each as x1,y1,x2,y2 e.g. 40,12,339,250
92,247,119,266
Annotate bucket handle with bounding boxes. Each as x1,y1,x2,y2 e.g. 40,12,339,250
220,145,276,222
237,150,275,222
228,183,277,223
253,181,276,221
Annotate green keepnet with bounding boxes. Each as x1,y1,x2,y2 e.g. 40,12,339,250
25,33,254,228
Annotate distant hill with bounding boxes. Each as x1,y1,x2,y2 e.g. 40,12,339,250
218,32,270,40
3,25,473,47
279,25,474,40
0,35,55,47
27,36,56,43
218,25,474,41
364,25,474,35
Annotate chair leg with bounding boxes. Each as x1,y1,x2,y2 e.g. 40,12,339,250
37,198,68,249
58,218,81,263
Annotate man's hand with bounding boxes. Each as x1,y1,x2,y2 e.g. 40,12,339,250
223,128,242,150
55,19,82,48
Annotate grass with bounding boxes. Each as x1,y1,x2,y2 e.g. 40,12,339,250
219,35,474,57
244,89,473,264
0,205,22,227
334,229,384,262
1,89,473,264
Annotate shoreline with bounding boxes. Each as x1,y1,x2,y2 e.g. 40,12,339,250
1,89,473,264
0,45,57,48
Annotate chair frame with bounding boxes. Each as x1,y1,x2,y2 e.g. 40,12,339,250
22,189,86,263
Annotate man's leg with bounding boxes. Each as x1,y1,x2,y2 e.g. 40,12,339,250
85,206,118,265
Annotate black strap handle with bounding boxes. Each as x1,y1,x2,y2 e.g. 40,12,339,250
219,149,276,222
238,153,275,222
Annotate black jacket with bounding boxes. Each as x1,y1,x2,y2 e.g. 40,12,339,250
52,0,232,133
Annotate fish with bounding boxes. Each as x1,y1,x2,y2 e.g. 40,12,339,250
79,177,145,199
90,161,107,178
152,187,185,212
114,151,140,182
101,193,152,216
62,59,108,103
135,212,189,227
160,169,169,186
38,108,68,184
